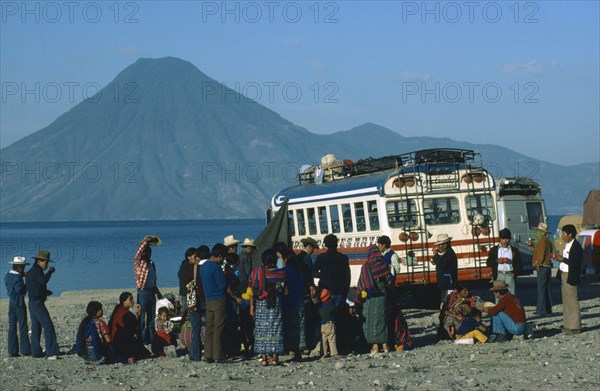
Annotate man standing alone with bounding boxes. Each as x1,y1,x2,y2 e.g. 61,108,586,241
27,250,59,359
556,224,583,335
532,223,553,316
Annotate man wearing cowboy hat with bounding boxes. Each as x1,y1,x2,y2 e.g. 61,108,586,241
532,222,553,316
481,280,527,342
26,250,60,359
133,235,163,345
486,228,522,300
4,256,31,357
430,233,458,305
223,235,240,254
238,238,257,292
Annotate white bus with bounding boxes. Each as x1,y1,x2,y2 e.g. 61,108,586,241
269,148,546,291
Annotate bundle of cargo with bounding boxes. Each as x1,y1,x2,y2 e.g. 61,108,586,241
321,154,344,181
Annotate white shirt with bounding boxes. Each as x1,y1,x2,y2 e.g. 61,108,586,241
560,240,573,273
382,249,400,275
497,246,513,272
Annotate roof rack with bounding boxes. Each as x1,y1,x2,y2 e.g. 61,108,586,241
398,148,478,166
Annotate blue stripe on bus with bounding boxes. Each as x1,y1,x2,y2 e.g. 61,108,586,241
273,171,394,206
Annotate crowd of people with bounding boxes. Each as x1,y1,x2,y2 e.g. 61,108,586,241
4,224,584,364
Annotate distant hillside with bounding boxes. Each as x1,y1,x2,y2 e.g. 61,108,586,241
1,57,597,221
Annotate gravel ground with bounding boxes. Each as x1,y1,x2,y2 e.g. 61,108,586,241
1,274,599,391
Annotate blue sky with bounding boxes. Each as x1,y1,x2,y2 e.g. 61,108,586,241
1,0,598,165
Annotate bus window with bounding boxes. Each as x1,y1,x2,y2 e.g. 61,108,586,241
318,206,328,234
368,200,380,231
330,205,341,233
342,203,353,233
466,194,495,224
288,210,295,237
386,200,417,228
296,209,306,236
526,202,544,229
307,208,317,235
355,202,366,232
424,197,460,225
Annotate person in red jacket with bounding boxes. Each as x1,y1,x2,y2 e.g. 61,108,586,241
481,280,526,342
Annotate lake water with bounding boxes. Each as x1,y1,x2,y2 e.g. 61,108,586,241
0,219,264,295
0,216,562,295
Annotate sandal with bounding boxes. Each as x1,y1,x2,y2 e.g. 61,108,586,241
270,355,279,366
260,354,268,367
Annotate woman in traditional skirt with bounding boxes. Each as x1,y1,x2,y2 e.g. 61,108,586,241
439,284,471,339
356,245,393,354
274,242,307,362
250,249,287,366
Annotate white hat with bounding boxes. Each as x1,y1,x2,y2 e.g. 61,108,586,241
241,238,256,247
435,233,453,245
223,235,240,247
9,256,29,265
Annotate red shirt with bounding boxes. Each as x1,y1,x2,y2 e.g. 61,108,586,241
488,293,526,323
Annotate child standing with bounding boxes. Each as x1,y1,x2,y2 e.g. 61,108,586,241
152,307,175,357
4,256,31,357
76,301,112,363
318,288,338,357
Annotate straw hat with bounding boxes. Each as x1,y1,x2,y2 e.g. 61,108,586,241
9,256,29,265
241,238,256,248
142,235,162,246
490,280,509,291
534,222,548,233
435,233,452,245
223,235,240,247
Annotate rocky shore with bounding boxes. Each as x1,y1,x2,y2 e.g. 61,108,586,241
1,274,599,391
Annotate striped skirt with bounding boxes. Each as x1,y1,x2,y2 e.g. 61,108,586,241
362,284,388,344
254,296,284,355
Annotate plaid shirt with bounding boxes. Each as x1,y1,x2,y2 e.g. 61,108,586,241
134,241,150,289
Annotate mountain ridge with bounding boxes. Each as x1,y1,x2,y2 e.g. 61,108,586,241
1,57,597,221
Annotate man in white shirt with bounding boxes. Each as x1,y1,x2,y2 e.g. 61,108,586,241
486,228,522,300
377,235,401,275
556,224,583,334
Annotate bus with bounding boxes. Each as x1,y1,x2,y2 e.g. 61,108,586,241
269,148,547,294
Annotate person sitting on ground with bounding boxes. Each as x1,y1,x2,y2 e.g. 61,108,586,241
108,292,151,363
76,301,113,364
454,308,488,344
480,280,527,342
152,307,175,357
439,284,471,340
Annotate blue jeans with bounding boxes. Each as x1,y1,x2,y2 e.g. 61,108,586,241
8,301,31,356
188,310,204,361
29,299,59,357
536,266,552,315
137,289,156,345
492,311,525,336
